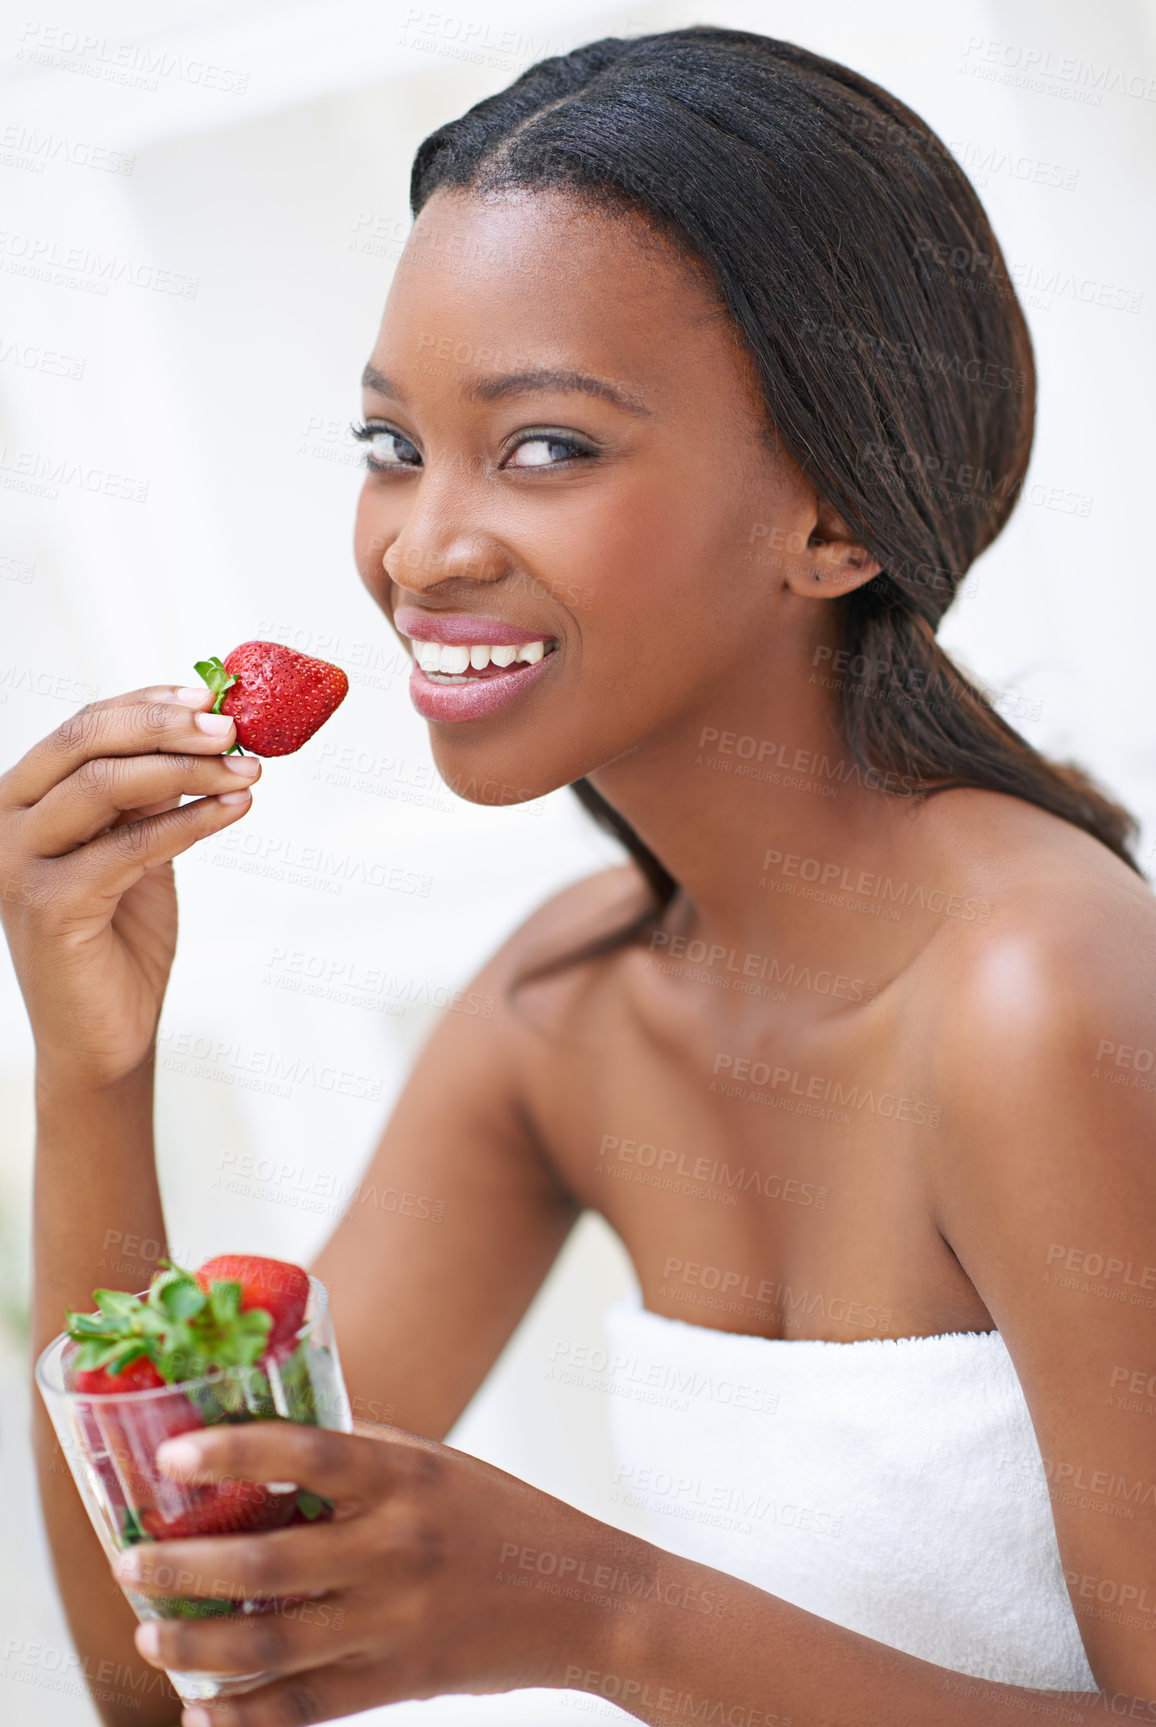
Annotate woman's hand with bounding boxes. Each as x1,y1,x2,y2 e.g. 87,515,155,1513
0,686,260,1091
115,1420,645,1726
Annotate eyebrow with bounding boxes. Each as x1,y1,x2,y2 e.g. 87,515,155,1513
360,362,653,418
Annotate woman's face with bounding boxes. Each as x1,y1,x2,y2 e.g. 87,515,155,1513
354,186,825,805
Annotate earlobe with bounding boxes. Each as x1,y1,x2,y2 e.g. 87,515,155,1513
796,503,883,597
790,537,882,598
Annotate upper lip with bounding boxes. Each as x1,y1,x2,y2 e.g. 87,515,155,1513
393,606,557,648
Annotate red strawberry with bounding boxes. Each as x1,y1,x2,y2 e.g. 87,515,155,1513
196,1255,310,1356
74,1356,166,1396
194,642,348,757
141,1476,298,1541
70,1351,206,1527
65,1260,312,1548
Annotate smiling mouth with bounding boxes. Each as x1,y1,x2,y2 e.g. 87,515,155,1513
411,640,559,684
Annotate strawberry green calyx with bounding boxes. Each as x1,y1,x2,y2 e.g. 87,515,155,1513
66,1258,272,1386
193,655,244,755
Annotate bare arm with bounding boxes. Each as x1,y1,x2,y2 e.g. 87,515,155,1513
4,688,265,1725
31,1063,182,1727
309,905,584,1444
75,876,1156,1724
529,906,1156,1725
4,683,617,1725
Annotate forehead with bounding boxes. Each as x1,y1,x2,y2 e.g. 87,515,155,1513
373,187,755,417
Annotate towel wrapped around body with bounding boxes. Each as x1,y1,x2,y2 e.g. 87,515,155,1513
602,1291,1098,1692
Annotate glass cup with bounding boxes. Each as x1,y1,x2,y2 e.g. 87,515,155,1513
36,1274,352,1705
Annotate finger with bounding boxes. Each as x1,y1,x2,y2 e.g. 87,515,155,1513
43,791,254,910
133,1596,360,1683
26,748,261,856
168,1657,401,1727
155,1424,395,1506
117,1518,362,1601
1,687,235,810
108,793,184,828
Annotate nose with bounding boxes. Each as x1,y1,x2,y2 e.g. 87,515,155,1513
380,463,508,596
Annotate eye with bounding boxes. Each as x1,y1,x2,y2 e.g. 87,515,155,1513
503,433,592,470
351,420,421,471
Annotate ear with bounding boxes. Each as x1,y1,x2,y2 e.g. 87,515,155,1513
784,497,883,599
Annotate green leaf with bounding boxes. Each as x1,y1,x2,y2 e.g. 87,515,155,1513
295,1490,333,1521
104,1342,150,1374
206,1279,242,1323
156,1277,206,1322
120,1505,154,1547
192,655,239,714
66,1311,115,1339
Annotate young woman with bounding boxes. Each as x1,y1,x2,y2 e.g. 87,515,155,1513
6,26,1155,1727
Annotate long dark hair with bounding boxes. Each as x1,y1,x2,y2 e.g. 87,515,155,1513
409,26,1141,989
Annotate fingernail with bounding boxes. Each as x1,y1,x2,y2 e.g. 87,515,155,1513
217,789,251,805
135,1622,161,1658
195,711,233,736
182,1708,212,1727
171,686,211,706
223,754,259,777
157,1436,201,1473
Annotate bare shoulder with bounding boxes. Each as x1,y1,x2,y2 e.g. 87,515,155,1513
928,799,1156,1084
910,792,1156,1215
908,799,1156,1693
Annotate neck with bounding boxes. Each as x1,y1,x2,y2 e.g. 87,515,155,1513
587,647,940,990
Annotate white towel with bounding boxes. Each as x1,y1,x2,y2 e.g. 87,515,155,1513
602,1292,1098,1691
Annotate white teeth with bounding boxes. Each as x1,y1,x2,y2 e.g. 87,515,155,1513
412,637,552,675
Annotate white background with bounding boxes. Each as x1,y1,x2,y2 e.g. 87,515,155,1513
1,1,1154,1721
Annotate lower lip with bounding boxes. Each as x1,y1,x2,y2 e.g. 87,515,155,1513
407,650,558,723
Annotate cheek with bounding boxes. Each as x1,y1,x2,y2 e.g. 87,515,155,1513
572,493,726,667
